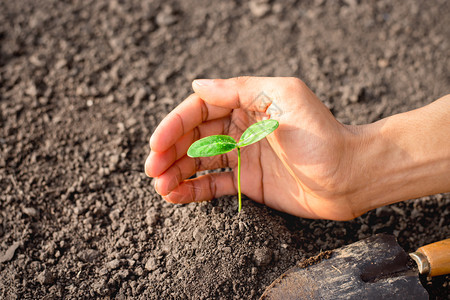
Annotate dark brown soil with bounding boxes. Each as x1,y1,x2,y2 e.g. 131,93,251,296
0,0,449,299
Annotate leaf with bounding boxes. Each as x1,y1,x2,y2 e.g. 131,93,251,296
238,119,279,147
187,135,237,157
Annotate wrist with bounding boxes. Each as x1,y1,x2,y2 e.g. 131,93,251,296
344,121,396,214
337,123,377,217
343,98,450,215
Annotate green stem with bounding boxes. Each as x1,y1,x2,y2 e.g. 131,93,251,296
237,146,242,211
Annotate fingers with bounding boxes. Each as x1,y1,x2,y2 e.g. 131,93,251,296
154,153,231,196
145,116,231,177
192,77,293,113
150,93,231,152
151,76,308,154
162,172,237,204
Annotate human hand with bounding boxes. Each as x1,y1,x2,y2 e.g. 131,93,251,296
145,77,361,220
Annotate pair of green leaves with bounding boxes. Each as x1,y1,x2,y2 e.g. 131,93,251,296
187,118,279,212
187,119,279,158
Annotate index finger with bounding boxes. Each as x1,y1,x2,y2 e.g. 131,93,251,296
150,94,231,152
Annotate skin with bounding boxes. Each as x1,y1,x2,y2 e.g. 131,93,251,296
145,77,450,221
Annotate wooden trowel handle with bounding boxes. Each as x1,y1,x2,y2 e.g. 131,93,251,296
411,238,450,277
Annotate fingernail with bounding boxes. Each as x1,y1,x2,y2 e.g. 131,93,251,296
152,178,159,192
144,155,152,177
193,79,215,87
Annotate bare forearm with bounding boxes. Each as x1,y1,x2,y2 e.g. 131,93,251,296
348,94,450,215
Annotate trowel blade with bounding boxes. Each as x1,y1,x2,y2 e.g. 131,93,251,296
260,234,428,300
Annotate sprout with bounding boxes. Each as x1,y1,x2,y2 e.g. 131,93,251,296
188,119,279,211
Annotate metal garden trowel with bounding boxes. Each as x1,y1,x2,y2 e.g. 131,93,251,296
261,234,450,299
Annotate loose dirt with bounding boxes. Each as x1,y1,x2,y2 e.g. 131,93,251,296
1,0,449,299
297,250,333,269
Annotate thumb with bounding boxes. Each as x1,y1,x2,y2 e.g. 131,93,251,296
192,77,278,113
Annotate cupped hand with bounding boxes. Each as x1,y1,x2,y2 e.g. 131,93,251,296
145,77,361,220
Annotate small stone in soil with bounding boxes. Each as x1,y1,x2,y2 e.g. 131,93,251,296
92,279,108,296
145,257,158,271
135,266,144,276
114,269,130,280
156,6,177,26
138,231,147,241
163,218,173,227
109,209,121,222
249,1,271,18
109,154,120,170
119,223,128,235
106,258,121,270
37,269,54,285
360,224,369,232
133,87,148,106
0,241,21,263
25,84,38,97
78,249,100,263
22,207,39,219
192,227,204,241
253,247,273,266
55,59,67,69
145,210,159,226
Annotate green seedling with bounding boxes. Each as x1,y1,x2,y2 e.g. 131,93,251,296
187,119,279,211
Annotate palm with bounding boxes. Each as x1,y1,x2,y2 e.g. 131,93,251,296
232,139,299,213
224,112,295,209
226,103,350,219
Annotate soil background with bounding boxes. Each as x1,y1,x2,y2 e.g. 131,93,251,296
1,0,449,299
